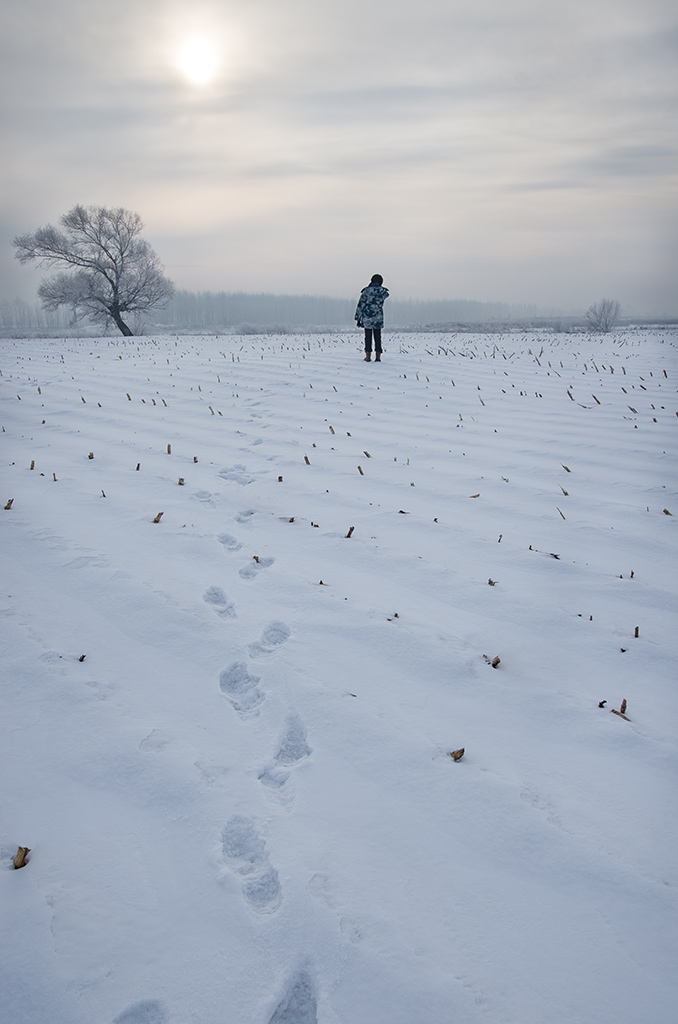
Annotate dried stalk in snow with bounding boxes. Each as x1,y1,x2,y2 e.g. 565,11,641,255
14,847,30,869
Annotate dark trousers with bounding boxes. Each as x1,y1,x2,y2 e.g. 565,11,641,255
364,328,382,353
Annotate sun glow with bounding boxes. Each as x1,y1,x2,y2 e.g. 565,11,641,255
176,36,220,85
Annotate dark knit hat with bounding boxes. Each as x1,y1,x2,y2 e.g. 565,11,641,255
370,274,383,285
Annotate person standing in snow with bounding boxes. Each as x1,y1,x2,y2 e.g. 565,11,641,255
355,274,389,361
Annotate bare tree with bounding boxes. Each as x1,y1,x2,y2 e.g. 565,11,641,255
585,298,621,333
13,205,174,336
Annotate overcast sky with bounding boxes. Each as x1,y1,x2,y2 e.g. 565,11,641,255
1,0,676,313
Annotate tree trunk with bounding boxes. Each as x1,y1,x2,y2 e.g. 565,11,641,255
111,311,134,336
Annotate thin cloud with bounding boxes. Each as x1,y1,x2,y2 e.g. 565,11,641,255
1,0,676,312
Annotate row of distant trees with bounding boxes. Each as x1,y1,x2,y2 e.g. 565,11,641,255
162,291,537,330
0,298,73,331
11,204,622,336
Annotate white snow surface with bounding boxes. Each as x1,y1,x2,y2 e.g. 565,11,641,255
1,330,677,1024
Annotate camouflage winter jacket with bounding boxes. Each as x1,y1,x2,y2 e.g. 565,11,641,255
354,284,389,329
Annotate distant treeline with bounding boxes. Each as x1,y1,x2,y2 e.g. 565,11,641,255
0,291,537,334
2,290,675,338
0,298,72,331
160,291,537,329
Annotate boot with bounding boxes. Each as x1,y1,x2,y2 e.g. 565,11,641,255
375,353,381,361
364,353,371,361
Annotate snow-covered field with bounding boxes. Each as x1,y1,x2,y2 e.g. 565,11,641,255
1,329,677,1024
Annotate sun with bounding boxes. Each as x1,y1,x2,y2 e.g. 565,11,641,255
176,36,220,86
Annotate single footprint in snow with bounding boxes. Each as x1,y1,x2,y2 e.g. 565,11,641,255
248,621,290,657
308,873,335,908
268,970,317,1024
218,465,254,485
63,553,110,570
84,678,114,700
39,650,68,666
194,490,216,507
274,713,311,766
259,714,311,798
139,729,171,753
235,509,257,524
259,766,292,794
219,661,263,717
239,555,275,580
113,1001,168,1024
221,816,282,914
203,586,236,618
340,916,364,944
217,532,243,552
195,761,229,786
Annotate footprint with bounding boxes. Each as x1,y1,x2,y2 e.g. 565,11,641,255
259,715,311,798
194,490,216,507
218,465,254,485
268,970,317,1024
219,661,263,717
195,761,229,786
221,816,282,914
84,679,114,700
308,873,335,908
235,509,257,524
217,533,243,552
340,917,364,944
274,714,311,766
139,729,171,753
259,767,292,793
39,651,68,666
239,555,275,580
113,1001,168,1024
63,554,110,570
203,586,236,618
520,788,566,831
248,621,290,657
